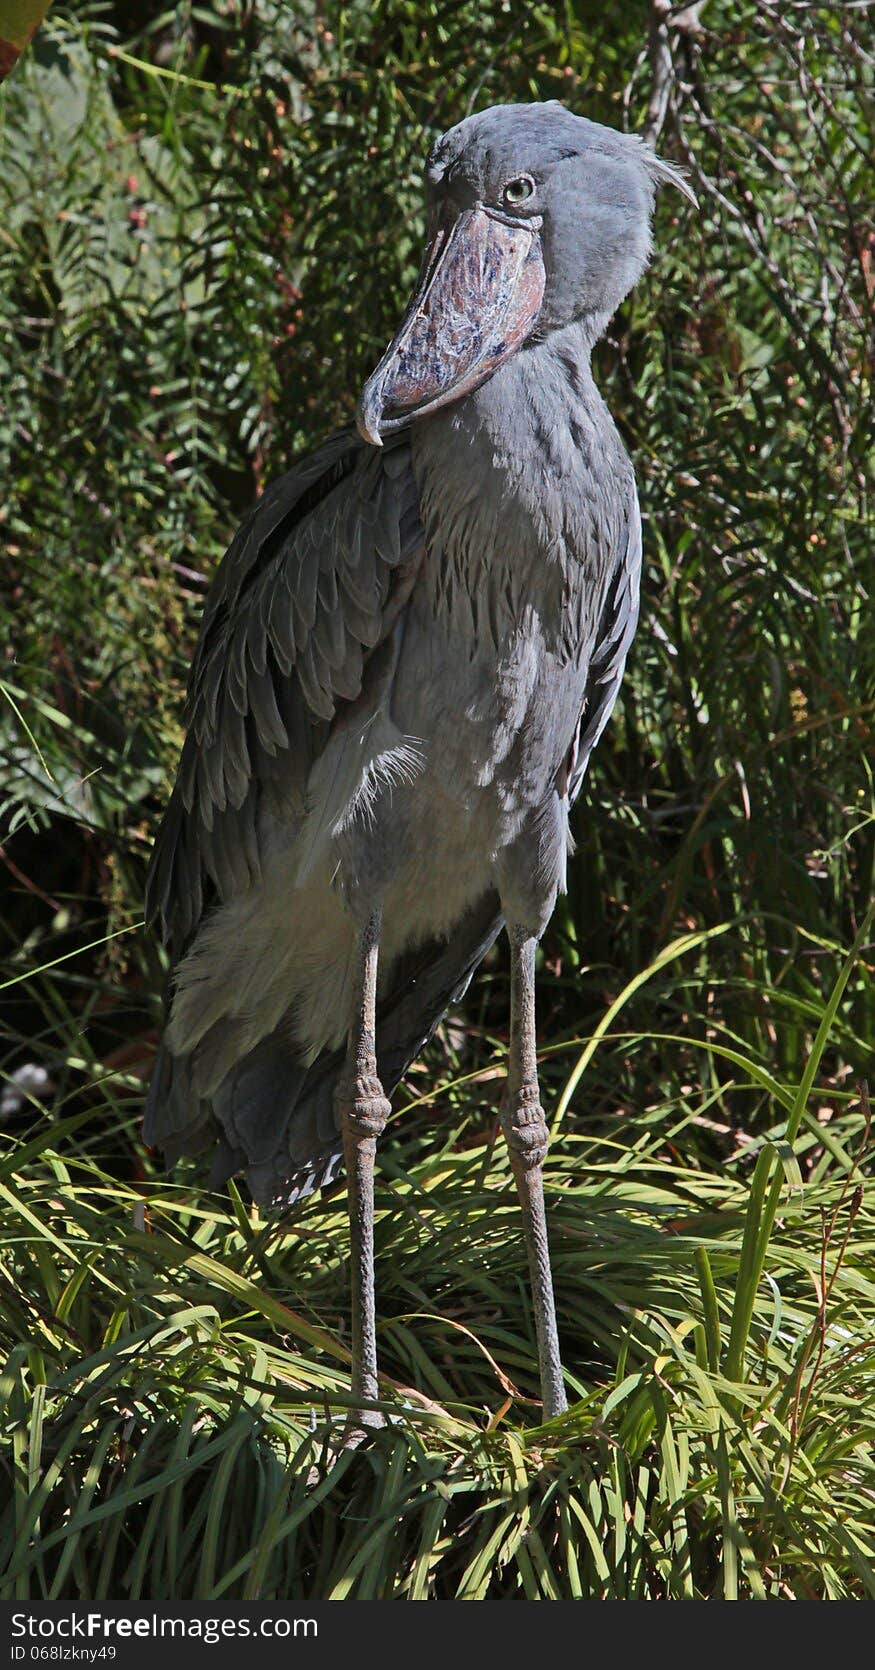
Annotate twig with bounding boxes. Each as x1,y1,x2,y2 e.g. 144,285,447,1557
641,1,708,147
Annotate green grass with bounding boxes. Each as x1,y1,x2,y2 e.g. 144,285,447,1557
2,918,873,1599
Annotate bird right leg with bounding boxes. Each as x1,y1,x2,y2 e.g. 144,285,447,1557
334,906,391,1430
501,923,568,1421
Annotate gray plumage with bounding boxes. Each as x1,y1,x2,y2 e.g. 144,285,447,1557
145,100,690,1220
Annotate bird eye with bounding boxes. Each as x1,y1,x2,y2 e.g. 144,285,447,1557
503,174,535,207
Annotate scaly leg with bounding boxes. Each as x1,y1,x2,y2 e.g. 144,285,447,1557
334,908,391,1429
500,925,567,1419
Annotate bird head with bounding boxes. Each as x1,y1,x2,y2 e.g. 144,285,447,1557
357,100,694,446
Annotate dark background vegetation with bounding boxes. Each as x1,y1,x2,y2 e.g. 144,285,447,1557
1,0,873,1599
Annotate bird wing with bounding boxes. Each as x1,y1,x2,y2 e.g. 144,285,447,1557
565,488,642,807
146,429,425,955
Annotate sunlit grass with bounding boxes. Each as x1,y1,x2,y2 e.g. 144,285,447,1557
2,916,873,1599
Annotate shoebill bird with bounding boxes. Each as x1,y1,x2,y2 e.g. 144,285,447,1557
145,101,694,1423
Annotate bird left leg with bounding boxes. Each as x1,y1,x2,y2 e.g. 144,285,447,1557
335,906,391,1430
501,924,568,1420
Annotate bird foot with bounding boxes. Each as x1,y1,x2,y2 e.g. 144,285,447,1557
500,1082,549,1171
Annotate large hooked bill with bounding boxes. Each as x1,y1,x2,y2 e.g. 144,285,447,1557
356,204,545,446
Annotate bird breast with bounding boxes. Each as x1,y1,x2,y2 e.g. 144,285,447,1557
397,333,628,815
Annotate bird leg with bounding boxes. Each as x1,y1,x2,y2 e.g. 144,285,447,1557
335,907,391,1429
500,925,568,1420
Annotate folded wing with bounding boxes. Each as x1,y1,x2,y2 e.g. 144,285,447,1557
146,430,425,957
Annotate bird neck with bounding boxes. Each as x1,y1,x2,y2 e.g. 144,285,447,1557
410,317,632,629
466,318,612,452
559,311,613,358
413,318,624,517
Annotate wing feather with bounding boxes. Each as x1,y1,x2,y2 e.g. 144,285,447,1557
247,663,288,755
566,490,642,807
146,429,425,955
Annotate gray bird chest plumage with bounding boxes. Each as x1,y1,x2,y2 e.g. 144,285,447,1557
341,326,640,941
